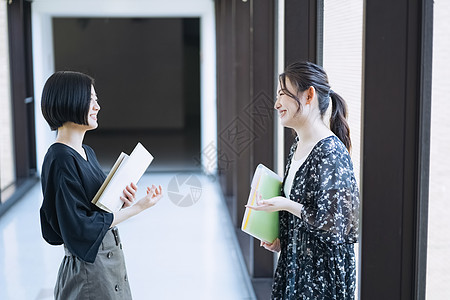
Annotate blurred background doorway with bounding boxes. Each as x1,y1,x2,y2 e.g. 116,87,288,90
53,17,201,172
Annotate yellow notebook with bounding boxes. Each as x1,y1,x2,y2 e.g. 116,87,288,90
92,142,154,212
241,164,282,243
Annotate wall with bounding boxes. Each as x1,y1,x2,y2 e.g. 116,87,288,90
31,0,216,174
53,17,184,130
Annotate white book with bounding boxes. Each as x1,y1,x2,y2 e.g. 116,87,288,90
92,142,154,212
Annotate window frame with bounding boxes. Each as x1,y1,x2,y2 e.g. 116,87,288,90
1,0,38,217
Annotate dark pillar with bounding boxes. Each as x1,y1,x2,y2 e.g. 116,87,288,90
360,0,433,299
283,0,321,158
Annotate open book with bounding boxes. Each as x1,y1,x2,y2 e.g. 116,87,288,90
92,142,154,213
241,164,282,243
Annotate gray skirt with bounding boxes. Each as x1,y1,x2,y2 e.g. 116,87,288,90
55,227,132,300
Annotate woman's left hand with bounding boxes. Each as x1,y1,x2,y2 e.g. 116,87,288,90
245,192,291,212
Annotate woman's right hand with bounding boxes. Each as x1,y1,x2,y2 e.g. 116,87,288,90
261,238,281,253
135,185,163,211
111,185,163,228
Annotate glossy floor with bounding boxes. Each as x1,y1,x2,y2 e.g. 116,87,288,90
0,173,256,300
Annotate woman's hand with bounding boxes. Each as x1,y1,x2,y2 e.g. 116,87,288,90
111,184,163,228
261,238,281,253
245,191,291,212
246,191,303,218
120,182,138,208
135,185,163,211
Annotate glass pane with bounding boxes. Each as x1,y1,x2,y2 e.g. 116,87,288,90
323,0,363,298
0,1,15,200
426,0,450,297
323,0,363,182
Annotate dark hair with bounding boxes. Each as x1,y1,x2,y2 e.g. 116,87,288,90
279,61,351,151
41,71,95,131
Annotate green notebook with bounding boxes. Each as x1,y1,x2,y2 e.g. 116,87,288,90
241,164,282,243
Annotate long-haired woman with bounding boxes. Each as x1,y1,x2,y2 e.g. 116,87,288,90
248,61,359,299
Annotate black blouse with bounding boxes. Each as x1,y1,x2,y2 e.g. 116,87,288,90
40,143,113,263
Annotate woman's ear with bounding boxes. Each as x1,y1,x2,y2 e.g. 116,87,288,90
305,86,316,105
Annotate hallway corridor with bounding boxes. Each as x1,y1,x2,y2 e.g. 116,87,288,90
0,173,256,300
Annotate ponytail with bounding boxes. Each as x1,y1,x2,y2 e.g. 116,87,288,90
329,90,351,152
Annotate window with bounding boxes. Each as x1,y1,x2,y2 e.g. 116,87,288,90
0,1,15,202
322,0,363,183
0,0,37,216
322,0,363,297
426,0,450,297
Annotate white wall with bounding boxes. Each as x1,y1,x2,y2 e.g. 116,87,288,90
32,0,216,174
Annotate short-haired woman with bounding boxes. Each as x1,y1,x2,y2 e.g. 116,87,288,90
39,71,163,299
248,62,360,299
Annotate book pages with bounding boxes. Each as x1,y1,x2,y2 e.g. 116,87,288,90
92,152,127,205
92,142,154,212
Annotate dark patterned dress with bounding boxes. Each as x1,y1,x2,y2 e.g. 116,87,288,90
271,136,360,300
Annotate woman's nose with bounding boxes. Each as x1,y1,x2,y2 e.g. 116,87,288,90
274,98,281,110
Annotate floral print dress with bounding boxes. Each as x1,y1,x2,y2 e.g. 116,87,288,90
271,136,360,300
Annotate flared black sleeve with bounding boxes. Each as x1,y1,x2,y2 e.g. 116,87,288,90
40,145,113,263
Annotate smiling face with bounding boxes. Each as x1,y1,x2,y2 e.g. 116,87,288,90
87,85,100,130
274,76,306,129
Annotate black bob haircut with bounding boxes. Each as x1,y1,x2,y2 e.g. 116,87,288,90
41,71,95,131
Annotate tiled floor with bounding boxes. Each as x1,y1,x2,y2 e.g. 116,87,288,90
0,173,256,300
